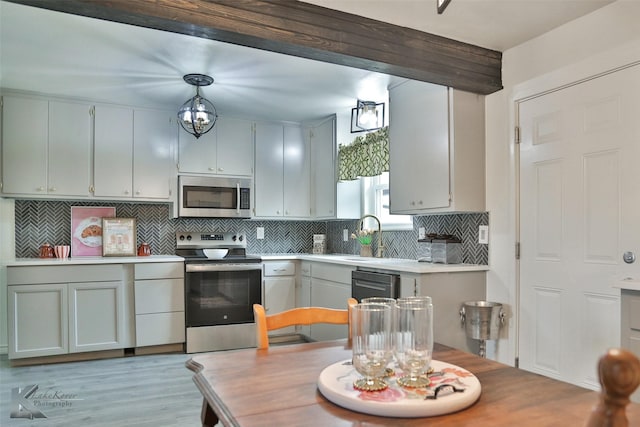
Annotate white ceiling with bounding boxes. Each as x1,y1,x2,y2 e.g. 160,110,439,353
0,1,614,123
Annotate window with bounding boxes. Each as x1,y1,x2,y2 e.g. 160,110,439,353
362,172,413,230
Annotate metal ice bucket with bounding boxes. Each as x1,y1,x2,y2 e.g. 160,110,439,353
460,301,504,341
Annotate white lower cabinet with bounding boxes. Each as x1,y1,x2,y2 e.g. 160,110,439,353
308,262,354,341
68,281,125,353
263,261,297,335
7,264,131,360
8,284,68,358
134,262,185,347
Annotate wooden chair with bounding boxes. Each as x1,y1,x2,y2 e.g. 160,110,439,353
586,348,640,427
253,298,358,350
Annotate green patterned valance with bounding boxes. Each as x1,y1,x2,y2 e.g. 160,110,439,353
338,126,389,181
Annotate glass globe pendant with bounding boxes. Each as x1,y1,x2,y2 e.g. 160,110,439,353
178,74,218,139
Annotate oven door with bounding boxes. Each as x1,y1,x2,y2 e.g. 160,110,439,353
185,263,262,327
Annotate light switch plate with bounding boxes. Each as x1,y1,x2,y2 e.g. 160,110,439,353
257,227,265,240
343,229,349,242
478,225,489,244
419,227,426,240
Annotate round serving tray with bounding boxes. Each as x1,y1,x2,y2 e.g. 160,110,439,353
317,359,481,418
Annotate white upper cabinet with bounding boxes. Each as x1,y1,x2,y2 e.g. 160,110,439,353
94,104,134,198
309,116,336,219
133,108,175,199
283,124,310,218
2,95,91,197
254,122,284,217
254,122,310,218
178,116,253,176
216,117,254,176
95,105,174,200
389,81,485,214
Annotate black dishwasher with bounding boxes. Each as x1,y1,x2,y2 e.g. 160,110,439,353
351,269,400,301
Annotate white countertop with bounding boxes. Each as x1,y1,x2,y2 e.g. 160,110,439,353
613,278,640,292
260,254,489,274
4,255,184,267
4,253,488,274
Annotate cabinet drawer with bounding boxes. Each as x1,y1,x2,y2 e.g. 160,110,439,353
135,312,185,347
135,279,185,314
134,262,184,280
629,298,640,330
264,261,296,277
311,263,353,284
8,264,122,285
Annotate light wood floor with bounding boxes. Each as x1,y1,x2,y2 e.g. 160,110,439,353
0,352,205,426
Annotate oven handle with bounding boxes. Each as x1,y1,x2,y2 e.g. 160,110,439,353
186,263,263,273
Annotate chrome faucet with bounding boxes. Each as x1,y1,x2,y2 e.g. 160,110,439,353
357,214,384,258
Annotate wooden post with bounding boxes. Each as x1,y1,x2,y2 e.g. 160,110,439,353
585,348,640,427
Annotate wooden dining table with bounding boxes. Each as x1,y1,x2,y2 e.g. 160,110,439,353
186,339,640,427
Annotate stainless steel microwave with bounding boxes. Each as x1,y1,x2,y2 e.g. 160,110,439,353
178,175,252,218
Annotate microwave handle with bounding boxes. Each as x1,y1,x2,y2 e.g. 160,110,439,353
236,183,240,214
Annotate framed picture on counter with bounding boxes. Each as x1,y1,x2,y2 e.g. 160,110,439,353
102,217,136,256
71,206,116,257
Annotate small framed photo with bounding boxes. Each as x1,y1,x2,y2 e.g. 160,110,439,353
102,218,137,257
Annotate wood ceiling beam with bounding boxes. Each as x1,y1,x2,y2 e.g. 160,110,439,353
7,0,503,94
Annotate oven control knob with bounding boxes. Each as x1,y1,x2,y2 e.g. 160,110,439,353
179,235,185,241
232,235,237,241
238,235,244,242
186,235,192,241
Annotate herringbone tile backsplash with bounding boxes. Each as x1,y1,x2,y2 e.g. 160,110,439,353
14,201,488,264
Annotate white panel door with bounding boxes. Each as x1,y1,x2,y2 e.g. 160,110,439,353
519,64,640,389
178,123,217,174
264,276,296,334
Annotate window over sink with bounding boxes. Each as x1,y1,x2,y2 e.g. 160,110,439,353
362,172,413,230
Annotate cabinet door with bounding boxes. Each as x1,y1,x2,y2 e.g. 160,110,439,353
178,124,217,174
254,122,284,217
217,117,254,176
133,109,175,199
298,276,312,336
389,81,450,213
68,281,125,353
309,278,351,341
94,104,134,197
48,100,92,197
283,124,310,218
310,117,336,218
8,284,68,359
1,96,48,195
264,276,296,334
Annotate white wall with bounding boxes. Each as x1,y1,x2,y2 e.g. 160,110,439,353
486,0,640,365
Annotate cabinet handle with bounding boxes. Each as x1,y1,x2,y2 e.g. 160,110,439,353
37,186,45,192
276,210,281,215
124,190,130,195
218,167,224,172
411,201,416,206
418,200,423,205
136,190,141,195
49,187,56,192
208,167,215,171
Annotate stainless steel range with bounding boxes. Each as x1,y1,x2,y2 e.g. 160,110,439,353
176,231,262,353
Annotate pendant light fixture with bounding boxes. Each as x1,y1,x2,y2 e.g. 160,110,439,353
178,73,218,139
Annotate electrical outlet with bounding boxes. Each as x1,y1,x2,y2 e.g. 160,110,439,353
478,225,489,244
419,227,426,240
343,229,349,242
257,227,265,240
